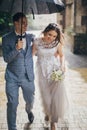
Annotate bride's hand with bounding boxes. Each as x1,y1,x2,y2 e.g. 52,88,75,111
54,52,58,57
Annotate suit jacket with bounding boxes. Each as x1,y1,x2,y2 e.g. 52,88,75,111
2,31,35,81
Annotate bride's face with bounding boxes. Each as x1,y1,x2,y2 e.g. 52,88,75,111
44,30,57,43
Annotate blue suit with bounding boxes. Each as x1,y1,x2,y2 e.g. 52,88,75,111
2,31,35,130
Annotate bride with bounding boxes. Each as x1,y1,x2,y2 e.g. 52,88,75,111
32,23,68,130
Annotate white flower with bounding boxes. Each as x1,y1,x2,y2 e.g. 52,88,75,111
50,69,64,81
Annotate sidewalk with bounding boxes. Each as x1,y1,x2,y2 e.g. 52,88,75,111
0,32,87,130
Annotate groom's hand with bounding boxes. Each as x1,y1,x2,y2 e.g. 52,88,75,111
16,39,23,50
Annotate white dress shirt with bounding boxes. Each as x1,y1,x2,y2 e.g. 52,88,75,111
15,31,26,50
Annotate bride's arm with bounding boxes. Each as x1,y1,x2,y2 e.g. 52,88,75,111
54,32,64,57
57,43,65,72
60,32,65,45
32,43,37,56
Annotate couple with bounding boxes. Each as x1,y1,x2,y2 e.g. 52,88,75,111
2,12,68,130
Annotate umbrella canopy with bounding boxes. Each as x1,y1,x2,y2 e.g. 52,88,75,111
0,0,65,15
0,0,65,39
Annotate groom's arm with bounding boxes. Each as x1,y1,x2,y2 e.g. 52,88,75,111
2,36,20,63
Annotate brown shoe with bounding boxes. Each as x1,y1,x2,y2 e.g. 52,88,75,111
51,122,55,130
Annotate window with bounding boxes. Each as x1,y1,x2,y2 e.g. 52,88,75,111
81,16,87,25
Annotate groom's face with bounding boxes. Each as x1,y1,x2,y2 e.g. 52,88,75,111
14,17,28,34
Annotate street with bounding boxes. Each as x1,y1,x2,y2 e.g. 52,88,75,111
0,31,87,130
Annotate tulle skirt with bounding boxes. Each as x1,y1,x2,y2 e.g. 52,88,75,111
36,63,68,123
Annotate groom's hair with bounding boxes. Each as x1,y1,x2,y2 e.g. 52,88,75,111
13,12,26,22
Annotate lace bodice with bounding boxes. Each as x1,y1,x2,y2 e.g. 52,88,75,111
34,38,61,78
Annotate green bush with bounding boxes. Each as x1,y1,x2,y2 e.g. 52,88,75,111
0,12,13,36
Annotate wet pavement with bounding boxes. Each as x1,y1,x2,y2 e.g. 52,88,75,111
0,32,87,130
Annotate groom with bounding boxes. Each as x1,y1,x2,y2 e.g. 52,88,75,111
2,12,35,130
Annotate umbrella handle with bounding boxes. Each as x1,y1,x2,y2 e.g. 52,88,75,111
30,7,35,19
20,0,24,40
20,36,22,40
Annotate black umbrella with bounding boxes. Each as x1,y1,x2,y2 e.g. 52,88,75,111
0,0,65,15
0,0,65,38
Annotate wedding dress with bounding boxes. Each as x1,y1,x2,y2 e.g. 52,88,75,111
34,38,68,123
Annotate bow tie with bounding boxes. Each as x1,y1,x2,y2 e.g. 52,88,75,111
17,34,26,39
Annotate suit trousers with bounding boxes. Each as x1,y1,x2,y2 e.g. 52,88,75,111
5,76,35,130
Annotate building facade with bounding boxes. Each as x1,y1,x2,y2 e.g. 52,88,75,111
64,0,87,54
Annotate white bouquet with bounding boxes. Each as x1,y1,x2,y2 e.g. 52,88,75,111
50,69,64,81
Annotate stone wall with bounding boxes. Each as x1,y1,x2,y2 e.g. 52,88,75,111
75,0,87,33
73,34,87,54
65,0,87,54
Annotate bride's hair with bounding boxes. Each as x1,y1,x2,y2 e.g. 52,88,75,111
42,23,61,43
